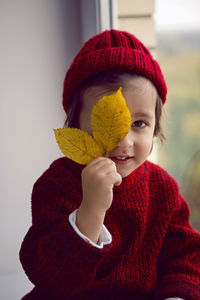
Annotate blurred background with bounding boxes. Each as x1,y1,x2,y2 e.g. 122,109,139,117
118,0,200,232
1,0,200,299
155,0,200,231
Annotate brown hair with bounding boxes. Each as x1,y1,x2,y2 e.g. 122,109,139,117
64,70,166,143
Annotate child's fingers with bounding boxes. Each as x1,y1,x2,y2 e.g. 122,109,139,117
87,157,106,167
105,170,122,186
87,157,114,170
114,172,122,186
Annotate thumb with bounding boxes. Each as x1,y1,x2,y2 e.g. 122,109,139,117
114,172,122,186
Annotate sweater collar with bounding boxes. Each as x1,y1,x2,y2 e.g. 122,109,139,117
61,157,146,191
113,162,146,192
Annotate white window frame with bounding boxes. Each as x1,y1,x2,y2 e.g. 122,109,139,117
80,0,118,43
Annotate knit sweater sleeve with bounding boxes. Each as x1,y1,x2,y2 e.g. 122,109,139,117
154,192,200,300
19,162,113,299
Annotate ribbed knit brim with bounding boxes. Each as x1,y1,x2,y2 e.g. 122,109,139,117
63,29,167,114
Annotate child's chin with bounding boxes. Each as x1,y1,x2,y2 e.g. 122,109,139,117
117,166,135,179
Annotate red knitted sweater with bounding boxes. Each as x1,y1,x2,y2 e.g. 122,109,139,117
19,157,200,300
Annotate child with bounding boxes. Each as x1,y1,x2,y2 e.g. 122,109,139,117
19,29,200,300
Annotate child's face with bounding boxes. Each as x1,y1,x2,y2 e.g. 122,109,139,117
79,82,156,178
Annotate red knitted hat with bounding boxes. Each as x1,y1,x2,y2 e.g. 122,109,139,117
63,29,167,114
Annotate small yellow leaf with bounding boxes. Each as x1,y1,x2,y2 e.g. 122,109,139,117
53,128,104,165
91,87,132,152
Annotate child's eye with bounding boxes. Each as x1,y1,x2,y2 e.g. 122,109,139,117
131,120,146,128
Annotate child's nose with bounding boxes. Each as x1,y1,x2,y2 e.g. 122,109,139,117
117,129,134,148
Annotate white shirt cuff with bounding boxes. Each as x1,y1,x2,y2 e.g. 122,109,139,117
68,209,112,249
165,298,184,300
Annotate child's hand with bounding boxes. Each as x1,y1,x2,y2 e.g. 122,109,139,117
76,157,121,244
81,157,122,213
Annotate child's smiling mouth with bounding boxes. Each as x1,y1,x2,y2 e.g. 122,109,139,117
110,156,134,164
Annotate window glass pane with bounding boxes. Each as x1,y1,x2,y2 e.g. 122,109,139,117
155,0,200,231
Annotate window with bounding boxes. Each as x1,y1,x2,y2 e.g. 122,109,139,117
155,0,200,231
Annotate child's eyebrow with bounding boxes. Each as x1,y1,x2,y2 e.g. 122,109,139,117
132,112,154,119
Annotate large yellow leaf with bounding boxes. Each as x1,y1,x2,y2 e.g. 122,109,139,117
91,87,131,152
53,128,104,165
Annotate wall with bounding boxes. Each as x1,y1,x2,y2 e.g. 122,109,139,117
1,0,81,280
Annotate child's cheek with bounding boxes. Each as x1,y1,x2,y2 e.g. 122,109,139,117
137,134,153,154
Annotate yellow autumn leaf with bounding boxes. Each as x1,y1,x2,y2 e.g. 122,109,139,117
91,87,131,152
53,128,104,165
